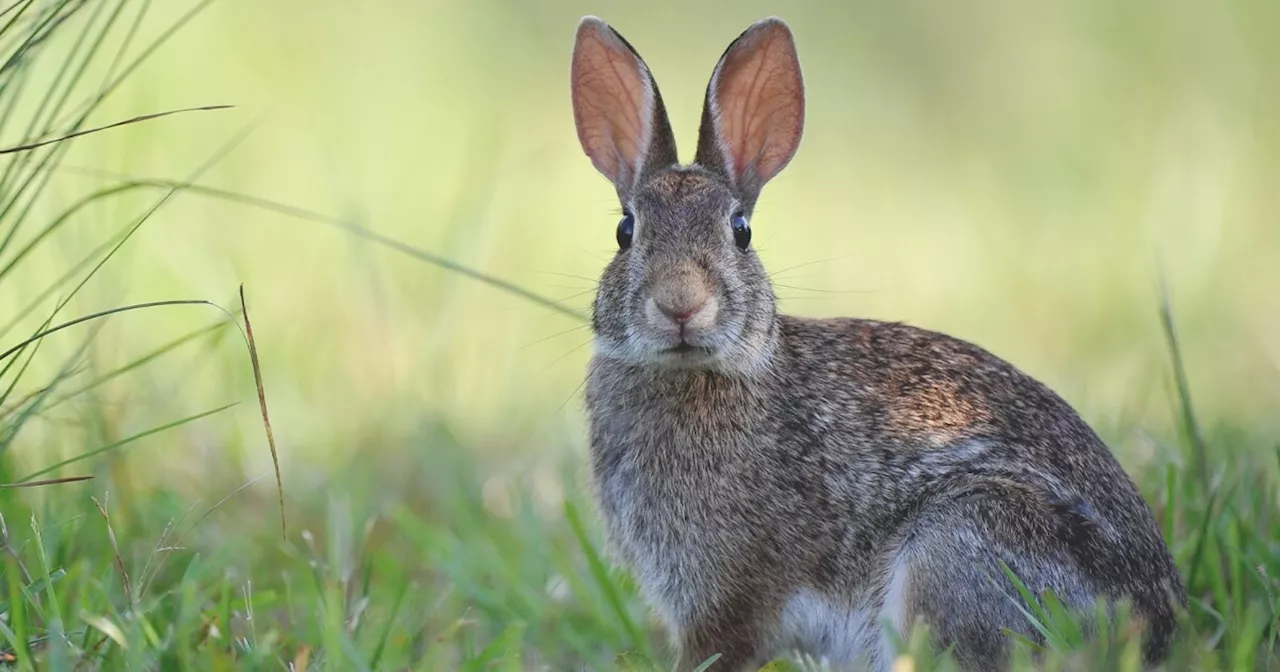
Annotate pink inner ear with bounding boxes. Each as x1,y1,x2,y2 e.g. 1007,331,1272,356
571,23,653,188
710,21,804,187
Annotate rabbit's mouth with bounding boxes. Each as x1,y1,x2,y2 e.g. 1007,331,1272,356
658,342,717,365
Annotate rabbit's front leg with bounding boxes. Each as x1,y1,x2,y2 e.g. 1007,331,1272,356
674,599,771,672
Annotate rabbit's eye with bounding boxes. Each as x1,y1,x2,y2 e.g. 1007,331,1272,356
616,213,635,250
731,214,751,250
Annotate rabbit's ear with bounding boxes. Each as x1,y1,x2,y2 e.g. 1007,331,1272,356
571,17,678,198
695,18,804,204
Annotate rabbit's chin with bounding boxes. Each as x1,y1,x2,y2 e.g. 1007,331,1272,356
592,330,771,374
650,344,721,370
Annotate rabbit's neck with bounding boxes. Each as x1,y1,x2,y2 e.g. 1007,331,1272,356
599,362,777,406
585,357,779,461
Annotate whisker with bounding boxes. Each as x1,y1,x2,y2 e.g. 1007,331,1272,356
558,376,589,413
768,255,855,278
532,271,600,285
522,324,591,349
778,296,845,302
550,288,598,305
573,245,612,263
544,337,594,371
773,283,872,295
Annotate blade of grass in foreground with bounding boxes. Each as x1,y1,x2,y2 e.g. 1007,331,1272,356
0,299,222,363
368,574,411,670
0,103,231,155
564,500,644,655
37,118,260,338
16,402,236,482
0,475,91,488
28,514,68,668
1158,278,1208,487
50,168,589,323
0,558,33,672
0,232,118,342
691,654,723,672
0,0,121,187
239,284,285,540
0,0,130,261
39,318,233,412
20,0,125,140
461,621,524,672
0,180,212,288
0,118,257,406
53,0,218,133
0,316,47,408
0,322,98,454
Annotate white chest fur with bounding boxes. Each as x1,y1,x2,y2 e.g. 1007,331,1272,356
775,590,883,670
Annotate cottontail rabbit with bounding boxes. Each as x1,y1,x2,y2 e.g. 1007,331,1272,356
570,16,1184,671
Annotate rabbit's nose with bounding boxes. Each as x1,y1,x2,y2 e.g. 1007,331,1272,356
651,281,711,325
657,301,703,324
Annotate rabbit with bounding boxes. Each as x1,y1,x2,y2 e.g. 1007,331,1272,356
570,15,1185,672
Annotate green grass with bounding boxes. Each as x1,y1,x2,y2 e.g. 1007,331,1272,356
0,357,1275,670
0,0,1277,670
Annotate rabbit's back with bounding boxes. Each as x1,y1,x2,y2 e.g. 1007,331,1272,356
777,317,1182,618
774,316,1155,518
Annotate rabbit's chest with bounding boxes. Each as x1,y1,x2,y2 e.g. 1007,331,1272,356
593,429,774,627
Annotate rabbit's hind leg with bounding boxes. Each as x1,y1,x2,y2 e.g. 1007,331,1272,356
876,491,1099,672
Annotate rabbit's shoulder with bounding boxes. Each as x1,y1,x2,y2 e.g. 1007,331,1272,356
775,315,1097,451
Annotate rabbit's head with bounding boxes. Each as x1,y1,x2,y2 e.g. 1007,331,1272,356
571,17,805,374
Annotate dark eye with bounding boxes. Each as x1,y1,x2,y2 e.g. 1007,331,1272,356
616,213,634,250
730,213,751,250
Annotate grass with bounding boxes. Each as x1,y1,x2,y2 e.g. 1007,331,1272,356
0,0,1277,670
1,347,1275,670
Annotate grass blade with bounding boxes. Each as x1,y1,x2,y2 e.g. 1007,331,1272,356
17,402,236,482
52,169,588,321
39,118,260,331
368,575,410,670
0,475,92,488
0,103,231,155
238,284,285,539
39,318,233,412
0,299,223,363
29,514,68,667
564,500,644,653
0,182,176,285
1158,278,1208,486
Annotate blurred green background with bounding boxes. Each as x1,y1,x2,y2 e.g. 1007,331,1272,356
9,0,1280,482
1,0,1277,668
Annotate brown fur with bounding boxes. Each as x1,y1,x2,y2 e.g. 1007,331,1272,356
570,16,1185,672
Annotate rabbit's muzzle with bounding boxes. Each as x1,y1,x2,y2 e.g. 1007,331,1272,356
643,263,720,350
